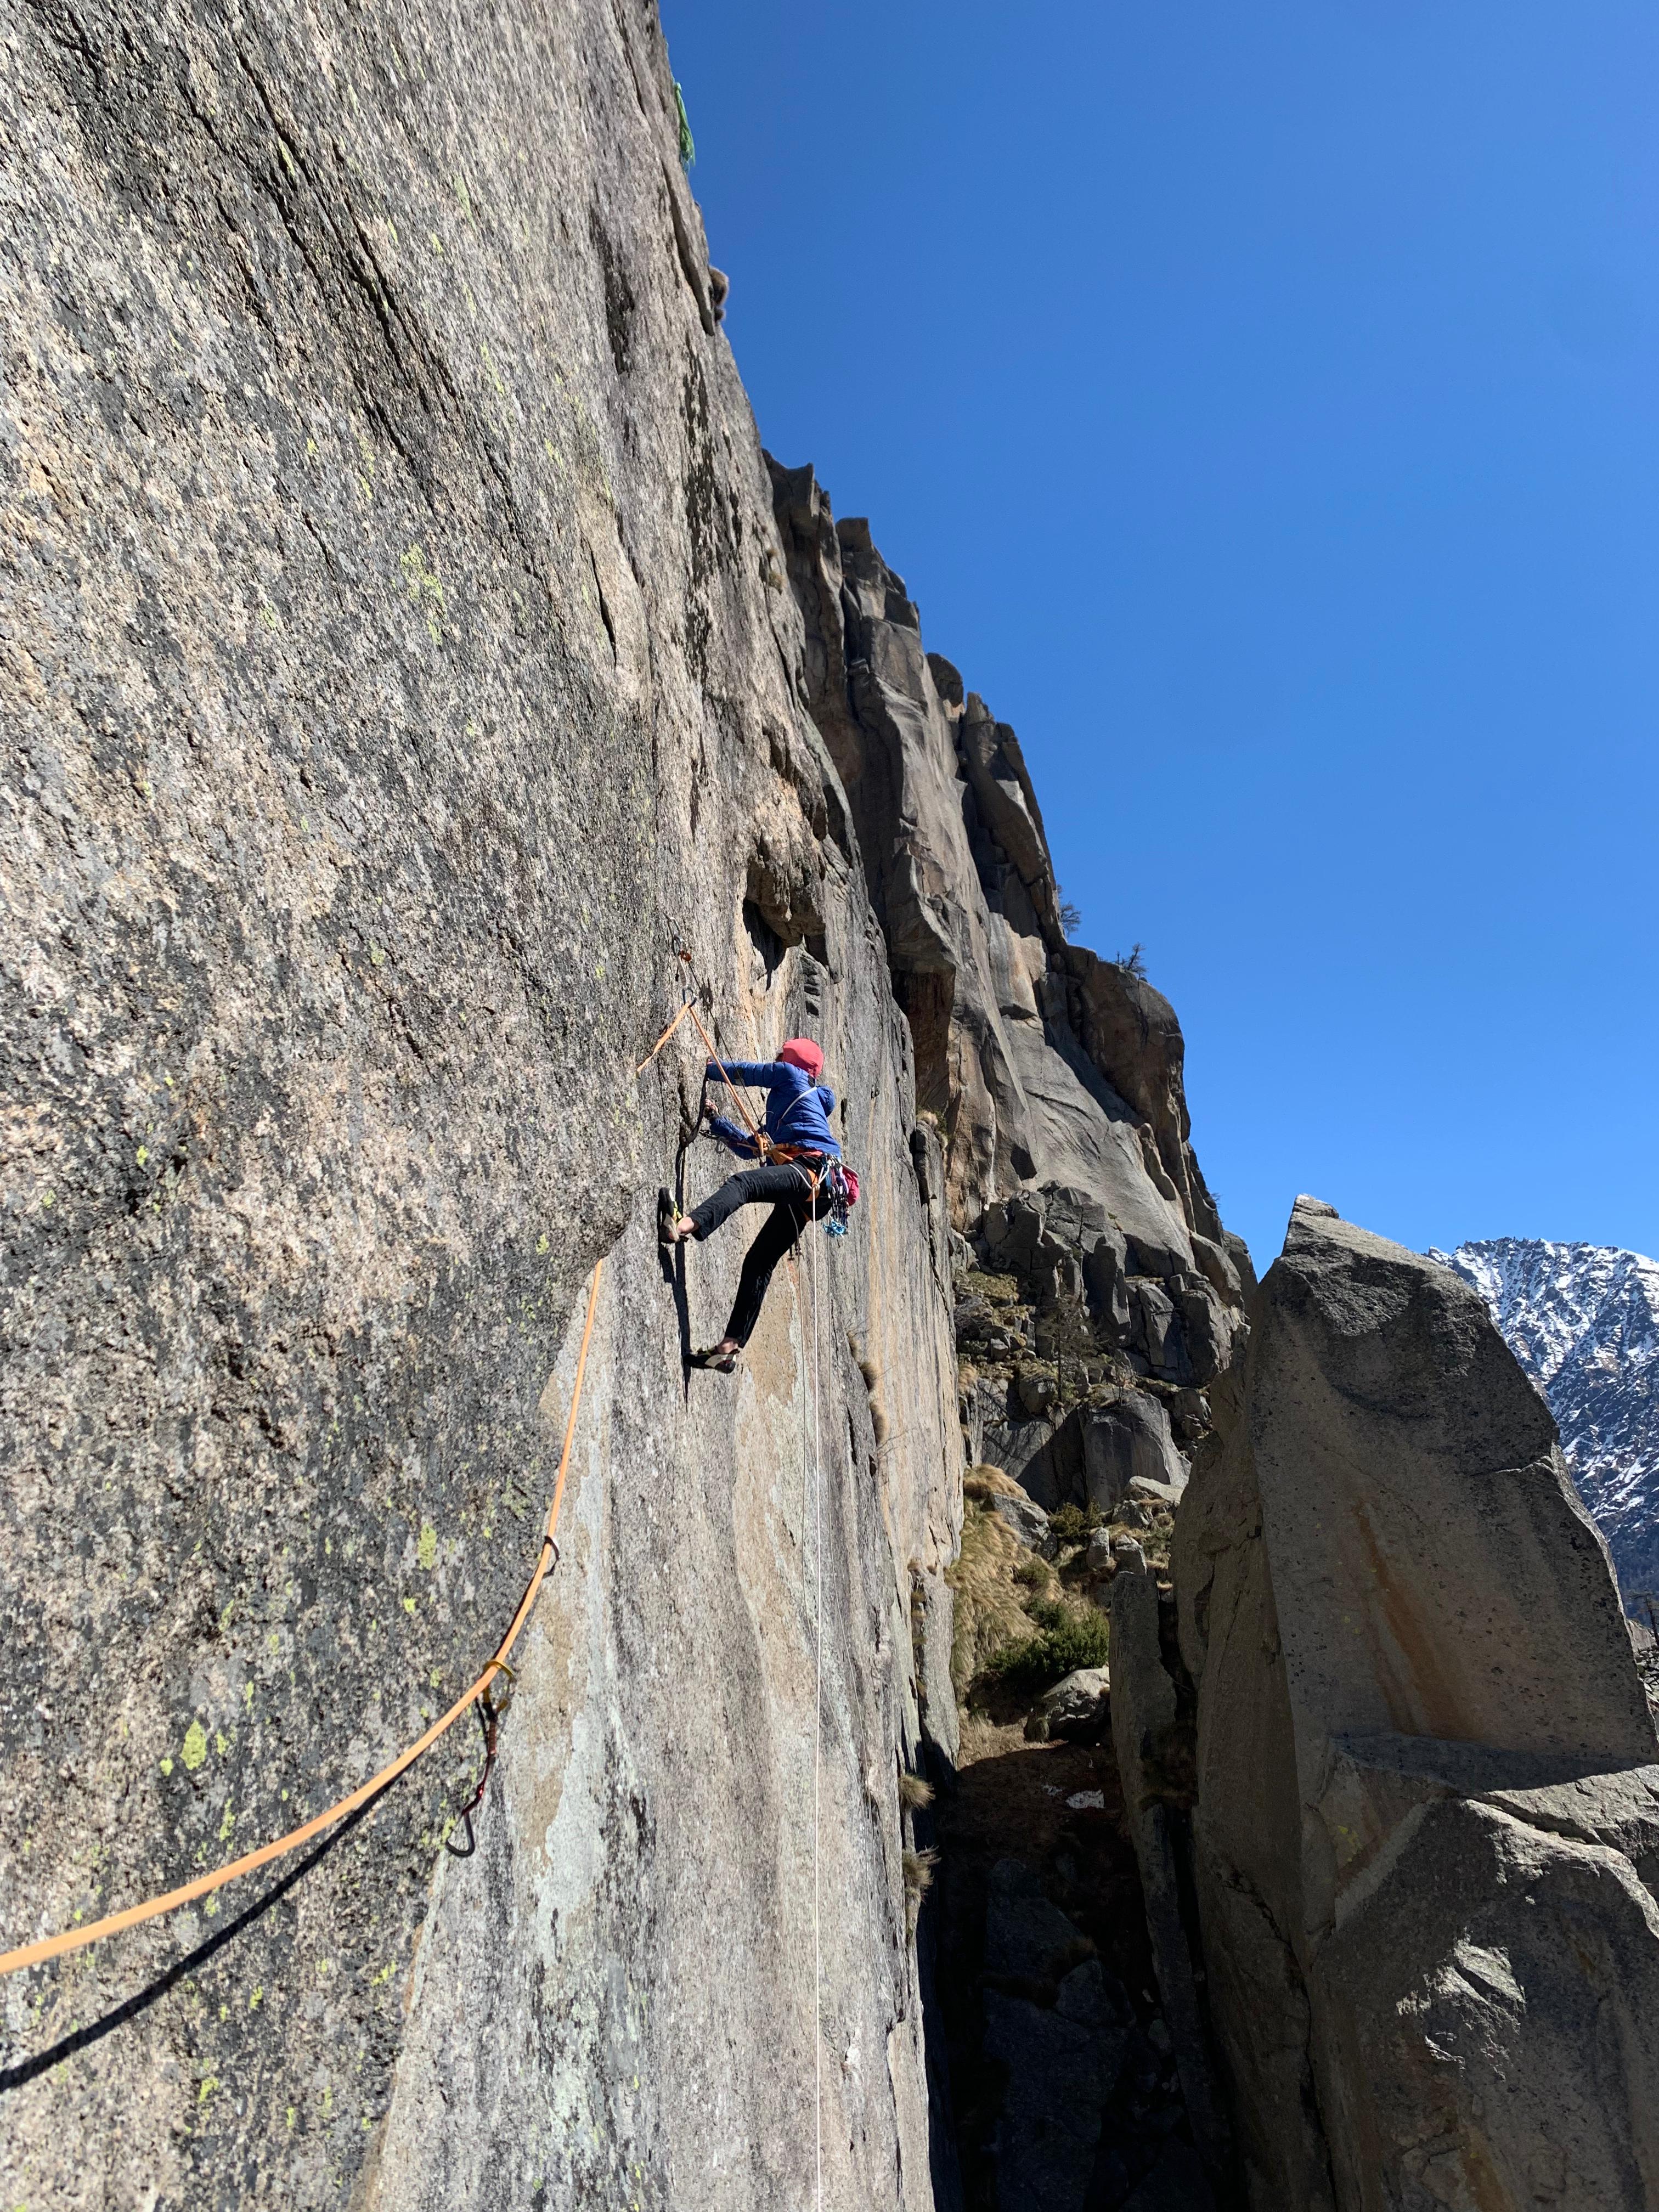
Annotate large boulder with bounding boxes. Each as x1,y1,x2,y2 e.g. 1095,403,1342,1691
1083,1392,1188,1512
1023,1666,1111,1743
966,1466,1055,1556
1132,1280,1193,1384
1082,1227,1134,1336
1176,1197,1659,2212
1170,1272,1237,1384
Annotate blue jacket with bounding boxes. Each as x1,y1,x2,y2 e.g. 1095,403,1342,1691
707,1060,842,1160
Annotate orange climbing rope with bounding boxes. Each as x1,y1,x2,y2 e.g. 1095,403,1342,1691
0,969,791,1985
682,995,769,1150
634,995,694,1075
0,1249,605,1981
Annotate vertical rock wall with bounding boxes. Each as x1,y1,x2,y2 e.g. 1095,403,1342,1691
0,1,962,2203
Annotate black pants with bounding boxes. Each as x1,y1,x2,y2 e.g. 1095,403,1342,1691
689,1164,832,1348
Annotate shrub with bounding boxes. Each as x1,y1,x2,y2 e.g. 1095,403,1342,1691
1013,1558,1048,1590
981,1600,1110,1697
1049,1502,1103,1548
1112,943,1149,979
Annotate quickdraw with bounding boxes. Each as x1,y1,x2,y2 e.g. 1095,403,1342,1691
445,1661,519,1859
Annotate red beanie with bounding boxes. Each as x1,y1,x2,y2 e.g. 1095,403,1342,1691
778,1036,824,1081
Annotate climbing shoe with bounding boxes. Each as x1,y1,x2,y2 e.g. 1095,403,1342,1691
658,1188,682,1246
687,1346,738,1374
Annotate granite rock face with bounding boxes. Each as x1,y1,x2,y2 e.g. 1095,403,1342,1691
1174,1196,1659,2212
0,2,961,2204
1083,1392,1187,1513
20,0,1647,2200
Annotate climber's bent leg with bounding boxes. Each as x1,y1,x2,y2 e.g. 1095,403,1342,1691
723,1181,832,1348
688,1164,809,1239
724,1201,807,1348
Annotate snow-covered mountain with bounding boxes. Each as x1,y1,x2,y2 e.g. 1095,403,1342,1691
1431,1238,1659,1613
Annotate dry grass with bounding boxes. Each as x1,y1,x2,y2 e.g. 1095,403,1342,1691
962,1463,1031,1500
946,1501,1039,1701
902,1846,939,1895
902,1846,940,1931
898,1770,935,1812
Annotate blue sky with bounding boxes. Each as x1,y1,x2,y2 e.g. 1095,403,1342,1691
661,0,1658,1272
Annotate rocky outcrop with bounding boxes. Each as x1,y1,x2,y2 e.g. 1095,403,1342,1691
769,463,1245,1415
0,3,961,2204
1172,1196,1659,2211
762,464,1254,2202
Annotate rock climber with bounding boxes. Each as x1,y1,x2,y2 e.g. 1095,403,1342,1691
659,1036,841,1372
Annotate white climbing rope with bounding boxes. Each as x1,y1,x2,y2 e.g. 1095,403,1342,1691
806,1172,825,2212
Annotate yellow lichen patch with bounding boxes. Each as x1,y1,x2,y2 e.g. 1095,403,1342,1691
416,1521,438,1570
399,543,445,644
180,1720,208,1772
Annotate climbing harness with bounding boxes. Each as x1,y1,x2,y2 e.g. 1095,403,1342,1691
685,982,861,1243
